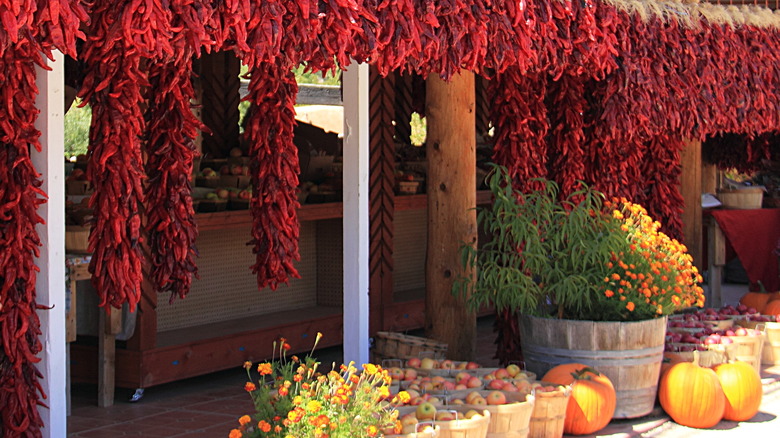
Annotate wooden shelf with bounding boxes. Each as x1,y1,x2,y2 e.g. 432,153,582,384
197,191,491,230
156,305,342,348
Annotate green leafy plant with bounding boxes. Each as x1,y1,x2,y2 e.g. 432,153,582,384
454,164,704,321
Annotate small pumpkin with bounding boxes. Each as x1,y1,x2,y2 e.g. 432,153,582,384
764,299,780,317
659,351,725,429
714,361,763,421
543,364,616,435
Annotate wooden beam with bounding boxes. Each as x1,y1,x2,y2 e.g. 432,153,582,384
425,71,477,360
681,139,703,270
342,62,371,366
197,51,240,158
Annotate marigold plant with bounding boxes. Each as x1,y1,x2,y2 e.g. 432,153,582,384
230,333,405,437
593,198,705,321
455,164,704,322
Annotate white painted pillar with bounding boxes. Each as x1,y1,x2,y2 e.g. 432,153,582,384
341,62,370,366
32,51,68,437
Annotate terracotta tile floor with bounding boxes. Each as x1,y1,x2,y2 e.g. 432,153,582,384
67,317,499,437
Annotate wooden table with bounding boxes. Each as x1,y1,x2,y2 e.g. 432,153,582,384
66,255,122,408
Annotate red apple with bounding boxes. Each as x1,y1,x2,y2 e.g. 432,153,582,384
486,391,507,405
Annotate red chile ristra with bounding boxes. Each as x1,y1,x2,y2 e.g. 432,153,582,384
0,0,85,436
243,58,302,290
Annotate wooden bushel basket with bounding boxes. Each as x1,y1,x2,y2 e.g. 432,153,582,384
385,424,441,438
460,392,535,438
372,331,448,362
736,320,780,366
527,386,571,438
717,187,764,209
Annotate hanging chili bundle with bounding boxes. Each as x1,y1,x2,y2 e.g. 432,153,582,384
243,58,301,290
546,73,587,198
490,69,549,191
144,1,208,302
373,0,428,75
316,0,378,70
481,0,537,77
0,40,48,438
424,0,489,79
640,135,685,240
0,1,85,436
79,0,171,311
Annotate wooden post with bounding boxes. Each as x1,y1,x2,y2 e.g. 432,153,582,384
702,162,718,195
342,62,371,366
32,52,68,434
425,71,477,360
196,51,241,158
680,140,703,270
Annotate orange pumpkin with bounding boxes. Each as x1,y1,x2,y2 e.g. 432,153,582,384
659,351,725,429
714,361,763,421
542,364,616,435
765,300,780,317
740,291,772,314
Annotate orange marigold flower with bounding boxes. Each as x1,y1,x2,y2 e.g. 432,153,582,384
605,290,614,298
283,343,291,351
294,374,302,382
367,425,379,437
278,386,289,396
611,273,621,281
229,429,242,438
238,415,252,426
257,362,273,376
274,425,282,432
258,420,271,432
243,361,252,370
244,382,256,392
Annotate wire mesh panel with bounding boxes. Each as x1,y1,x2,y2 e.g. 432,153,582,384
156,221,318,332
392,209,427,293
316,219,343,307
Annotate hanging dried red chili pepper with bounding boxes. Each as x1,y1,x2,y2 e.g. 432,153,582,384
79,0,172,311
144,1,205,302
490,69,549,192
547,73,587,198
0,40,48,438
640,135,685,240
0,1,85,436
243,58,301,290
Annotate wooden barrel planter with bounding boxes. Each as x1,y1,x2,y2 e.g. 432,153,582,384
519,315,667,419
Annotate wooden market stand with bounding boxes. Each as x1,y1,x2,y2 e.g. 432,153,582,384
69,60,493,400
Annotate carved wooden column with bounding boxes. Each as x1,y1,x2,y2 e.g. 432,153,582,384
195,51,241,157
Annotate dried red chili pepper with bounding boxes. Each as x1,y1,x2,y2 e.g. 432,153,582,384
0,41,47,438
490,69,549,192
79,0,171,311
0,2,85,436
640,135,685,240
547,73,586,198
144,2,204,302
243,58,301,290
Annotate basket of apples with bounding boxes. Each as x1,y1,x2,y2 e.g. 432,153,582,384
406,357,481,377
480,365,537,390
446,390,535,438
524,382,572,438
736,314,780,366
394,404,491,438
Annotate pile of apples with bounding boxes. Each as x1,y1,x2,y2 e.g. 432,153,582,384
665,326,764,351
406,357,481,370
393,403,486,435
401,373,483,392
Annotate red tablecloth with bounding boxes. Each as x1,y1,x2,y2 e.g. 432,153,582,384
711,208,780,291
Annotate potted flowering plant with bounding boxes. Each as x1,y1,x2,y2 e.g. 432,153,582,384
230,333,409,438
453,164,705,419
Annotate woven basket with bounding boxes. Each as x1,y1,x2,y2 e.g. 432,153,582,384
436,408,491,438
373,332,448,362
394,407,491,438
460,392,534,438
718,187,764,209
739,320,780,365
667,343,734,368
385,424,441,438
527,385,571,438
727,333,765,373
